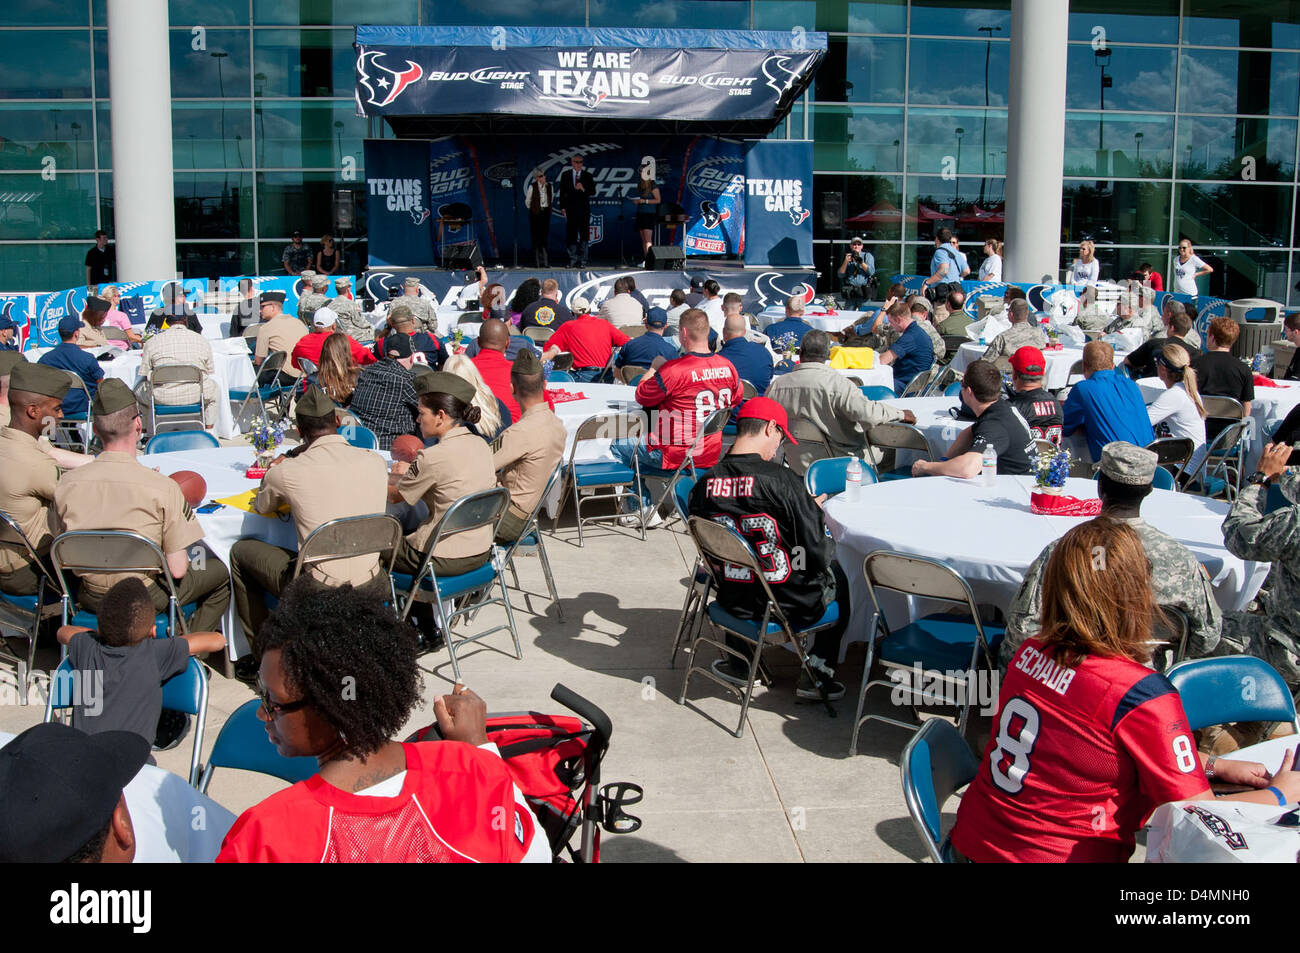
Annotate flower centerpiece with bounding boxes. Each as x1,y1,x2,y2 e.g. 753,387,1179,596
1027,445,1101,516
451,327,465,352
247,417,285,475
772,331,799,363
1032,446,1070,495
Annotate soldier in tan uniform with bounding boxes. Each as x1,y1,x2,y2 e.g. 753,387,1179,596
78,295,112,349
492,350,566,544
254,290,309,381
296,274,330,324
53,379,230,633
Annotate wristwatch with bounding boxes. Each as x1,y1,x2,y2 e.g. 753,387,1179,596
1205,755,1218,779
1248,471,1272,487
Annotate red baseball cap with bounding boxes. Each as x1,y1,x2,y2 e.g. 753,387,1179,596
735,397,797,444
1010,346,1046,376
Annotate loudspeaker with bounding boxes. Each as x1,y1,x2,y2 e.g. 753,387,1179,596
333,189,356,231
822,191,843,230
645,245,684,270
444,241,482,271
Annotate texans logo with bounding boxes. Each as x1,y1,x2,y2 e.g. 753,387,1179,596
411,208,431,226
294,278,309,298
761,54,801,101
753,272,816,310
788,207,810,227
358,51,424,108
584,91,607,109
700,201,721,229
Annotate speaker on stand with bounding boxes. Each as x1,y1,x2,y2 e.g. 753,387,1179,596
444,241,483,272
645,245,685,270
333,189,356,273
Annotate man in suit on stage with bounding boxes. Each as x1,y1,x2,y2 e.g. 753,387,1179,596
557,154,595,268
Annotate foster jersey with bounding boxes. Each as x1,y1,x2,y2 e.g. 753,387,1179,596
635,351,740,470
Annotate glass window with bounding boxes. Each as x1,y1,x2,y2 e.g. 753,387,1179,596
770,1,905,34
1058,245,1173,286
0,31,91,99
904,175,1008,242
1178,117,1297,183
173,103,253,169
1066,45,1176,113
95,104,111,171
1,0,87,26
908,37,1009,107
177,242,255,277
1174,182,1292,249
811,239,899,291
174,172,253,239
93,29,109,99
813,174,904,241
257,240,366,276
254,29,356,98
1183,249,1289,302
753,2,816,30
169,0,248,25
1179,50,1300,118
258,172,365,238
589,0,750,29
254,0,417,25
0,243,94,290
1066,2,1179,46
812,106,904,172
906,108,1007,178
1184,1,1300,50
1060,180,1173,246
98,172,111,233
170,29,249,98
1064,112,1174,178
816,36,906,103
0,173,99,241
0,105,96,172
909,1,1011,39
256,101,367,169
844,1,907,34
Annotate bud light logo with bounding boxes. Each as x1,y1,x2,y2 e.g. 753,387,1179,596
686,160,744,200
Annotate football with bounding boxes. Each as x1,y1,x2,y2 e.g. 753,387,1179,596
390,434,424,463
169,470,207,507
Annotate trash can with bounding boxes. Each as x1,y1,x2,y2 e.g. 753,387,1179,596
1226,298,1284,360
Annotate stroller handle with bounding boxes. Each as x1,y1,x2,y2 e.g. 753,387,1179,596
551,683,612,750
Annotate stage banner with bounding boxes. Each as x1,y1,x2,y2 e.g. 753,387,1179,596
680,138,746,257
355,27,824,125
0,293,34,351
428,137,498,259
364,139,436,267
744,140,813,267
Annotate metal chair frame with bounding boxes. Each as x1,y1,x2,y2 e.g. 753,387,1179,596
495,464,566,622
1145,436,1195,485
922,364,959,397
293,512,403,594
0,510,64,704
866,421,936,473
231,349,292,430
147,363,209,434
523,327,553,346
782,417,836,477
198,698,318,795
55,371,94,452
554,413,648,547
900,718,978,863
899,365,936,398
642,405,733,528
1184,418,1250,501
667,476,708,669
49,531,191,637
144,429,220,454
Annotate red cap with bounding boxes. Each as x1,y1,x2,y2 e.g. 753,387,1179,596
1010,345,1046,376
735,396,797,444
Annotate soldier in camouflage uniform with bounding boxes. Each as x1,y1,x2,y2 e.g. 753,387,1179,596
1075,286,1112,332
1001,441,1222,670
982,298,1047,371
1215,443,1300,691
297,274,330,325
328,276,373,344
398,276,437,336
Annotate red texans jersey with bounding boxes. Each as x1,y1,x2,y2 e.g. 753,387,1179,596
951,640,1207,863
635,351,740,470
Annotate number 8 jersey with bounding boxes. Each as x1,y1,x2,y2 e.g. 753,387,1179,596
951,638,1208,863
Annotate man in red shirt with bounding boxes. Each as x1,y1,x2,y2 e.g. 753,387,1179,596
290,307,377,372
612,308,740,525
540,296,628,382
471,319,520,424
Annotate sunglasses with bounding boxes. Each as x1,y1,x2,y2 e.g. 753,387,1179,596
257,678,311,718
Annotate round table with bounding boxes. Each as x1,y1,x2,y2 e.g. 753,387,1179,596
951,341,1086,391
822,474,1267,656
756,308,873,332
883,395,965,460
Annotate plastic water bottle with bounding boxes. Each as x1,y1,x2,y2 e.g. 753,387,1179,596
845,457,863,501
981,446,997,486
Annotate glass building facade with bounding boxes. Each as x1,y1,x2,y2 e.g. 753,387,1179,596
2,0,1299,302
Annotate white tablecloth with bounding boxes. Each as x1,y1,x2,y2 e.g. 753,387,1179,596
757,308,873,333
826,365,895,390
823,474,1268,655
883,396,965,460
951,341,1084,391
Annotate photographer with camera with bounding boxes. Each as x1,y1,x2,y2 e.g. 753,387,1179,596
837,237,875,304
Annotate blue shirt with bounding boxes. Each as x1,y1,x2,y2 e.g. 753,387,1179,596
617,331,679,369
764,318,813,352
38,342,104,416
888,321,934,396
1062,368,1155,461
929,246,959,282
718,337,774,394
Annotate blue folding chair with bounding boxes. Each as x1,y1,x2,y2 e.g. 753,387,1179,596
546,370,575,383
668,476,709,668
341,424,379,450
804,457,878,497
944,380,963,397
145,430,219,454
554,413,648,546
45,655,209,787
198,698,318,795
866,421,935,481
230,350,293,429
0,510,64,704
861,385,895,402
1167,657,1300,733
495,464,565,622
901,718,978,863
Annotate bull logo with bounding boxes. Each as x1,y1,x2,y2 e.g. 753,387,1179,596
753,272,815,310
411,208,431,225
584,91,608,109
761,54,801,101
358,50,424,108
788,207,810,227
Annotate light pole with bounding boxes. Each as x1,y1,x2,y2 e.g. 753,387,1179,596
1094,46,1112,151
1134,131,1144,172
954,127,965,209
977,24,1001,206
893,138,900,170
71,121,81,169
211,51,229,196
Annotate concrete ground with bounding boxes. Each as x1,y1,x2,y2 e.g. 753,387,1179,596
0,501,988,863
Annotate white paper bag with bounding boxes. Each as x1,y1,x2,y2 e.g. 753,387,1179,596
1146,799,1300,863
966,313,1012,342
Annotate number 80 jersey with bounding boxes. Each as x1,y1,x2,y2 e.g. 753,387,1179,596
950,639,1208,863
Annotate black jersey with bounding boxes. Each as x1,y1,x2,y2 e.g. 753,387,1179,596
1007,387,1063,444
688,452,835,630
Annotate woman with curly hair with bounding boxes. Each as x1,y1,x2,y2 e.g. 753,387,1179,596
508,277,541,325
216,578,548,862
315,331,360,406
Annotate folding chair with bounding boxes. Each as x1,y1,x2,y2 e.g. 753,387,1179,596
553,413,647,547
523,327,553,347
739,380,758,401
547,370,575,383
900,718,978,863
861,384,895,402
899,365,936,398
1147,606,1190,674
293,513,402,588
594,347,620,384
850,550,1004,755
0,510,64,704
944,380,963,397
618,365,647,384
679,517,839,738
641,405,733,523
776,418,832,478
1145,436,1194,485
392,487,521,682
55,371,93,452
1032,437,1057,458
145,429,219,454
198,698,318,795
618,325,646,339
49,531,195,638
866,421,934,480
494,464,565,621
102,326,129,343
230,350,292,430
147,364,209,434
1183,419,1249,500
940,335,969,364
668,475,709,668
922,364,958,397
45,655,209,787
1065,359,1086,387
804,456,878,497
1167,657,1299,733
342,424,379,450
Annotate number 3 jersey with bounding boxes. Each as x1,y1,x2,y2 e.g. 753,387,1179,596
688,452,836,630
951,639,1208,863
635,352,740,471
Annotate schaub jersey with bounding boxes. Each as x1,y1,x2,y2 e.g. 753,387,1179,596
636,351,740,470
688,453,835,629
951,639,1208,863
